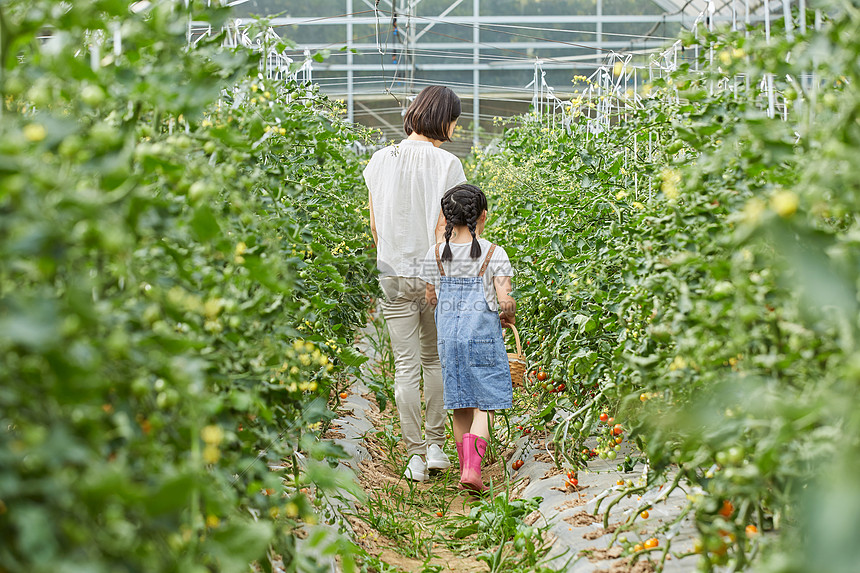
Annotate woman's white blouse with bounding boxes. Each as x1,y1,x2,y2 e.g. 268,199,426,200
363,139,467,277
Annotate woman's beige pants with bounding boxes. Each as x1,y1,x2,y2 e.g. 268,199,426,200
379,276,445,458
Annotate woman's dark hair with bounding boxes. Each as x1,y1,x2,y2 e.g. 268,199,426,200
440,184,488,262
403,86,461,142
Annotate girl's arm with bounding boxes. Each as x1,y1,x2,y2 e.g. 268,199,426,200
494,276,516,328
425,282,437,306
369,192,378,246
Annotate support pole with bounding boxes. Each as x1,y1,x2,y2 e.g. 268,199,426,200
596,0,603,59
782,0,794,42
346,0,354,123
799,0,807,34
764,0,771,42
731,0,737,31
472,0,480,148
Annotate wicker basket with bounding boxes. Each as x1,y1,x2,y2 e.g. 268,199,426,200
507,325,527,388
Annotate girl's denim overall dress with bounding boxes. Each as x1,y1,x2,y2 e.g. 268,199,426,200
434,243,513,411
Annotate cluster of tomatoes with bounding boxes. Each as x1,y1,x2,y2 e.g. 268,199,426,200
565,469,579,488
515,424,532,435
616,534,659,554
533,369,566,394
591,412,625,461
689,499,761,564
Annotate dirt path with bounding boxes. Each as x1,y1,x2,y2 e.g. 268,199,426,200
325,320,702,573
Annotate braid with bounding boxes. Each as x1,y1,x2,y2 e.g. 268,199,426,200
440,190,456,262
441,219,455,262
465,195,482,260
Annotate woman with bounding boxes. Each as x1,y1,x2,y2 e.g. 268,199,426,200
364,85,466,481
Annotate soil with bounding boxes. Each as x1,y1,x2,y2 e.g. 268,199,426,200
582,546,624,562
554,498,587,512
596,556,657,573
564,511,602,527
542,465,563,480
583,523,618,540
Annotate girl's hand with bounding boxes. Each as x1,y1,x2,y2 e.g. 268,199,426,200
494,276,516,329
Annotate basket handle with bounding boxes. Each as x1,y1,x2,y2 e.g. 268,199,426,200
508,324,523,356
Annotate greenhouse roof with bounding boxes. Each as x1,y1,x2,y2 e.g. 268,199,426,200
650,0,777,19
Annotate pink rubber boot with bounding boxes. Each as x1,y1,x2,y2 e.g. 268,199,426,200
456,441,465,489
460,433,488,492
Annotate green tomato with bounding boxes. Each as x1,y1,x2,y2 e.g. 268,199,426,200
59,135,84,159
4,76,26,96
80,84,106,106
90,122,121,148
606,450,617,460
131,378,150,398
189,181,215,202
27,83,53,107
726,446,744,465
156,389,179,409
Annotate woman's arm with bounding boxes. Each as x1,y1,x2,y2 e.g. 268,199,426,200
369,191,378,246
494,276,516,328
434,210,446,244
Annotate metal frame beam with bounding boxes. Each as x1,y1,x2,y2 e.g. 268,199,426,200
265,15,690,26
287,41,658,51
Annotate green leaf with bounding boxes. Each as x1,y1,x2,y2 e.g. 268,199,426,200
190,205,221,241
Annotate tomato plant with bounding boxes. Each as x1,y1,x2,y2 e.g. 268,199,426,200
471,3,860,570
0,1,375,570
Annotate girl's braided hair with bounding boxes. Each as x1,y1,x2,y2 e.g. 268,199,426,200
440,184,488,263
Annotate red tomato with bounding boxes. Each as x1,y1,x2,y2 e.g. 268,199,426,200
599,412,609,423
718,500,734,518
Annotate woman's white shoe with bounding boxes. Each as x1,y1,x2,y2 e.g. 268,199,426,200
426,444,451,471
403,454,428,481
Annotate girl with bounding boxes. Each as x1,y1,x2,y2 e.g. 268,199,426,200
421,184,516,492
364,86,467,482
